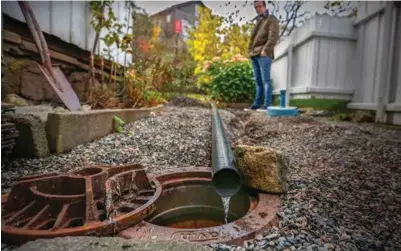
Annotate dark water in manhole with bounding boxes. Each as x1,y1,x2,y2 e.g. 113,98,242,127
148,183,256,229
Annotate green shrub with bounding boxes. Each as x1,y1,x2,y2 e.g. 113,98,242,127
206,60,255,102
160,54,198,94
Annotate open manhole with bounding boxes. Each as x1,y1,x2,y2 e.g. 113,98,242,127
148,180,255,228
119,167,281,245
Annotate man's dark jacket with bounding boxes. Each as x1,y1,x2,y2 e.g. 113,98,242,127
248,12,280,59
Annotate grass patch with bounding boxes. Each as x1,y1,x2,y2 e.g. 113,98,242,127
330,110,375,123
272,97,350,112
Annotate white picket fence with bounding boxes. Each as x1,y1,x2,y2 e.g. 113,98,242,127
272,2,401,125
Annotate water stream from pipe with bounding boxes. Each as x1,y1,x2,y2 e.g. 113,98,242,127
221,196,231,224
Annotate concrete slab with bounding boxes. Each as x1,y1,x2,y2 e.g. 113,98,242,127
46,105,165,153
15,236,211,251
12,114,50,158
14,104,64,122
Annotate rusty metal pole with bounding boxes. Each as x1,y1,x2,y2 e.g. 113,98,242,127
211,103,242,197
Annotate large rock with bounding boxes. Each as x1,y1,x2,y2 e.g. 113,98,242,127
15,236,212,251
234,145,289,193
4,94,29,107
20,70,57,101
1,56,28,98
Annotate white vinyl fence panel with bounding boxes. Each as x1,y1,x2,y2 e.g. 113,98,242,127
271,2,401,124
271,14,355,100
349,2,401,124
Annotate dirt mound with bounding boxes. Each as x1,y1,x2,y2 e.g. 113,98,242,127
167,96,209,108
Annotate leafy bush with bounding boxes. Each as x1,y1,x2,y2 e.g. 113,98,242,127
160,54,197,94
203,56,255,103
143,90,167,107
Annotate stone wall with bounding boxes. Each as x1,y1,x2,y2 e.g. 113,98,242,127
2,42,89,104
1,29,122,106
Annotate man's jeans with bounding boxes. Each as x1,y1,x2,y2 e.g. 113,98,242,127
250,56,273,107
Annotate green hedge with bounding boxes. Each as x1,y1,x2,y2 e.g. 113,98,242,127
206,60,255,103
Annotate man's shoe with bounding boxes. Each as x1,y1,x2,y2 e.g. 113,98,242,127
256,105,267,112
244,105,261,111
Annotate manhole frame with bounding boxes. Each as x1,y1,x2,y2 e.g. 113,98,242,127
1,164,162,244
119,167,281,245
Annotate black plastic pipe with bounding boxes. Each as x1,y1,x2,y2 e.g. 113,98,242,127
211,103,242,197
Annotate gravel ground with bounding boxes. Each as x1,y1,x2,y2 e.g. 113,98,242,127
1,106,241,193
212,110,401,251
2,105,401,251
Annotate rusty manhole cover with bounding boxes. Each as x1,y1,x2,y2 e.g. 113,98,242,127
1,164,161,244
119,167,280,245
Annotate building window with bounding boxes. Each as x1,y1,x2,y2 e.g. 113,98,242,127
167,14,171,23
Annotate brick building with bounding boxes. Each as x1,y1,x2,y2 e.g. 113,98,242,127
150,1,207,52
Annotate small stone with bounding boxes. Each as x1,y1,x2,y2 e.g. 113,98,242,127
284,241,292,247
269,241,275,247
346,243,358,251
315,239,323,245
276,243,285,250
340,233,351,241
255,234,263,240
4,94,29,106
80,104,92,111
325,243,334,250
257,240,267,247
266,233,280,240
287,237,296,245
278,237,286,243
311,110,331,117
54,107,68,113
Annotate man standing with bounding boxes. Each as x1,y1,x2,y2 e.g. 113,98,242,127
246,1,280,111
